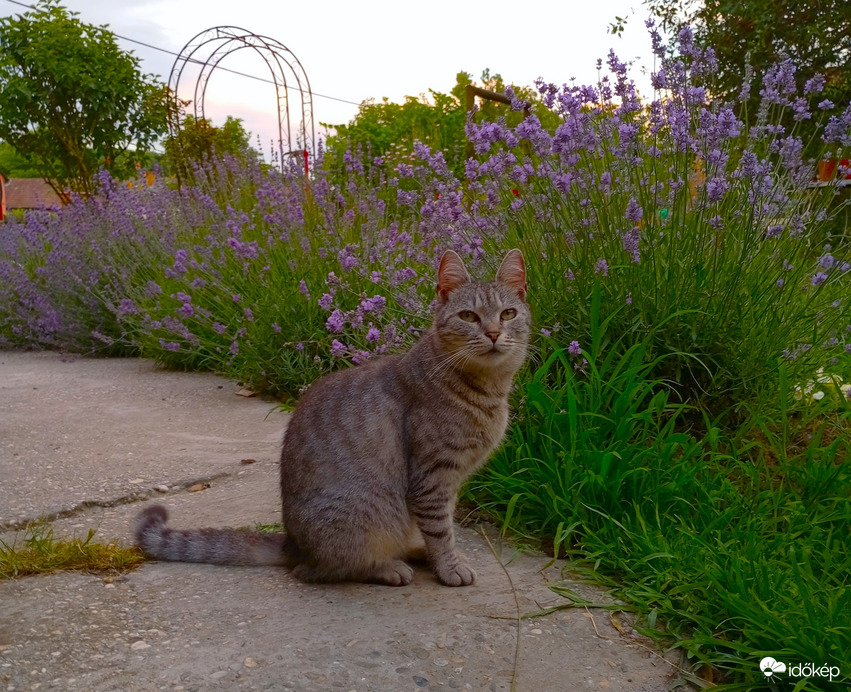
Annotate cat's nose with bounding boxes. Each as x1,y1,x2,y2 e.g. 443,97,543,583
485,331,500,343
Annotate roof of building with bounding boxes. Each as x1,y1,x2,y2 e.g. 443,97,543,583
4,178,63,209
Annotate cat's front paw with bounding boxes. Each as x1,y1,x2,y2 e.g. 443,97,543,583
434,558,476,587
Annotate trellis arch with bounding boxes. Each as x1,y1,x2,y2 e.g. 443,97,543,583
168,26,315,170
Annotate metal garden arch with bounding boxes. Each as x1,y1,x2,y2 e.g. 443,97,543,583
167,26,315,171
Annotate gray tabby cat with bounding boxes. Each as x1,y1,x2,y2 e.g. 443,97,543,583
135,248,530,587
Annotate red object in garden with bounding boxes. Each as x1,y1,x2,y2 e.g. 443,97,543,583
0,175,5,221
303,149,309,177
818,159,837,180
817,159,851,181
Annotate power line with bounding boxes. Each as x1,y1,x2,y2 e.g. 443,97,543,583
1,0,363,107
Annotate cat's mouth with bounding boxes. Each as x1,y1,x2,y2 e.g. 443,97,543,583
481,343,507,357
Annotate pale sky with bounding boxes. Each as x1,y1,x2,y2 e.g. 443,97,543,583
1,0,658,161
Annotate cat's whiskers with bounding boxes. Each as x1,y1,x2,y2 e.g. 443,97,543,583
427,344,478,378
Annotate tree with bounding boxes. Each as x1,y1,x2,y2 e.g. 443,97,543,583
163,115,261,183
0,141,42,179
0,0,168,197
644,0,851,121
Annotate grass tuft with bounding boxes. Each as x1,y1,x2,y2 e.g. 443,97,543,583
0,525,145,579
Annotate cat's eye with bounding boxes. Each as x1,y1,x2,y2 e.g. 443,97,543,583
458,310,479,322
501,309,517,321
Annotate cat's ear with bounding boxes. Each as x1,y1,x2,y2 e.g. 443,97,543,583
436,250,471,303
496,249,527,300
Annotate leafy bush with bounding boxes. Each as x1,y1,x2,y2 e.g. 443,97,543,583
464,288,850,688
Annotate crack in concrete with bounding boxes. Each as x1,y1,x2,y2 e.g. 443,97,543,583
0,472,233,531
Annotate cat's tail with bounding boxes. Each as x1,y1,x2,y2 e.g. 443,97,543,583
134,504,297,567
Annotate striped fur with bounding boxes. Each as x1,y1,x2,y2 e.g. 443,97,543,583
135,250,530,586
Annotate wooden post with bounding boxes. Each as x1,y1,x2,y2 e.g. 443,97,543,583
465,85,531,159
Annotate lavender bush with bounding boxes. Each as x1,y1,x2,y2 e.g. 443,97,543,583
1,23,849,409
464,24,851,411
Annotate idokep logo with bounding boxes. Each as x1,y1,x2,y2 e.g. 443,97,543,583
759,657,841,683
760,657,786,677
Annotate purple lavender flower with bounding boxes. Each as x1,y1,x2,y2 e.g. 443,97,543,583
232,294,241,303
338,244,360,271
117,299,137,316
330,339,347,357
295,342,304,350
370,271,382,284
818,100,835,110
326,309,345,333
568,341,581,356
819,254,836,270
227,237,260,261
594,258,609,276
318,293,334,310
158,339,180,352
792,98,811,122
243,308,254,321
706,178,728,203
766,225,783,238
229,341,239,356
624,198,643,223
804,74,825,94
622,228,641,263
213,322,227,335
352,350,371,365
812,272,828,286
176,302,194,318
360,295,387,314
395,267,417,283
271,323,282,333
540,328,551,337
299,280,310,296
824,103,851,145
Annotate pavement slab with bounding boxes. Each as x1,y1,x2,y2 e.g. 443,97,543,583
0,352,684,691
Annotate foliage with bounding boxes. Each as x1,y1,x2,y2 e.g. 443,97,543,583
464,324,850,689
0,141,42,179
468,27,851,417
643,0,851,157
0,0,168,197
324,70,559,178
163,115,261,184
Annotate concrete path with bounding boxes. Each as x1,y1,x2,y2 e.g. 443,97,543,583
0,352,683,692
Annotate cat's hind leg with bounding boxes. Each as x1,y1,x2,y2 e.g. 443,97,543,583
292,559,413,586
287,513,414,585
